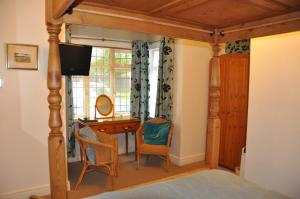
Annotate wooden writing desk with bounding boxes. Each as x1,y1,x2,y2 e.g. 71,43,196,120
77,117,140,157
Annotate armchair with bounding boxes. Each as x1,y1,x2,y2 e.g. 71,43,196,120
74,127,118,190
136,119,173,171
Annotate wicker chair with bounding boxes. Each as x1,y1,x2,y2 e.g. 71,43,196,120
136,119,173,171
74,128,118,190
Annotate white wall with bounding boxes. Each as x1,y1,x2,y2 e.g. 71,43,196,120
171,39,211,166
0,0,59,197
245,31,300,199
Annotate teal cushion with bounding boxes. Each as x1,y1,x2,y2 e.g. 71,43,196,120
79,126,97,165
144,122,171,145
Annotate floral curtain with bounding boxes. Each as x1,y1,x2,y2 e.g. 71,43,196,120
65,24,76,157
155,37,175,121
225,39,250,54
130,40,150,122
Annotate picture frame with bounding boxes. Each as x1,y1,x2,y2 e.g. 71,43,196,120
6,43,39,70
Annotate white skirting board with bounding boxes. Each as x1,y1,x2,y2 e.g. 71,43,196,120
0,185,50,199
170,153,205,166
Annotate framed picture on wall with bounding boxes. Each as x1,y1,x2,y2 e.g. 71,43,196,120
6,43,39,70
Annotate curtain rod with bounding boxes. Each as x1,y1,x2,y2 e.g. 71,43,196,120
71,35,160,44
71,35,132,43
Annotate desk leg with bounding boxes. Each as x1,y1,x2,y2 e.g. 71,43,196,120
125,132,128,155
135,132,137,160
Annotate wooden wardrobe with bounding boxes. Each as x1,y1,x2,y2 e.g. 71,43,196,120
219,54,250,170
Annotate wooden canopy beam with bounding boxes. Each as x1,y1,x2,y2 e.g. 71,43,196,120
63,5,214,42
220,10,300,42
52,0,76,20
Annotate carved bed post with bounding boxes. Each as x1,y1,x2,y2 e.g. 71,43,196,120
47,22,68,199
206,30,221,169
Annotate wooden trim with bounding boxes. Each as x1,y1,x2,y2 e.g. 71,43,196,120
152,0,209,16
63,5,213,42
220,11,300,42
222,10,300,31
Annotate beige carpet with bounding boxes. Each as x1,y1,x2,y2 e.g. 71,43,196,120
66,153,207,199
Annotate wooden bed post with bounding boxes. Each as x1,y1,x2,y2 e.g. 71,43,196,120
44,1,77,198
46,22,68,199
206,30,221,169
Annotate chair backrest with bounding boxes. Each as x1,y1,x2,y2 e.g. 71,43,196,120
75,129,117,165
142,119,174,146
146,118,168,124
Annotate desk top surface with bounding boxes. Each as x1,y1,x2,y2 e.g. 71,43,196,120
77,116,140,126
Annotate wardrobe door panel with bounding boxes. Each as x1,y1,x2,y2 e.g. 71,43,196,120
219,54,249,170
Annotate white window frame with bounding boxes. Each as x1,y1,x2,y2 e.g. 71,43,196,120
72,47,132,119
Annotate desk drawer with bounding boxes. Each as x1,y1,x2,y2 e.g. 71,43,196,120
115,122,140,133
91,125,113,134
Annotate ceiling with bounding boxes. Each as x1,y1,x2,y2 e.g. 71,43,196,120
82,0,300,29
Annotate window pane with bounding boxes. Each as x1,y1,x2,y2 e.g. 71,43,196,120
71,76,85,118
115,69,131,115
72,47,132,119
114,50,132,67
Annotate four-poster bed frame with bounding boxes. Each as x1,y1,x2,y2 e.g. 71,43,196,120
43,0,300,198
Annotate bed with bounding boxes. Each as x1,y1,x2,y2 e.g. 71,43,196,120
86,170,289,199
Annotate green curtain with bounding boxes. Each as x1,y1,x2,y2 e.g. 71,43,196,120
65,24,75,157
130,41,150,122
225,39,250,54
155,37,175,121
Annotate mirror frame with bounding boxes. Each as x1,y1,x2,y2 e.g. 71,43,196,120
95,94,114,117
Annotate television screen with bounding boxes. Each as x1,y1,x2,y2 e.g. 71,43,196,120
59,43,92,76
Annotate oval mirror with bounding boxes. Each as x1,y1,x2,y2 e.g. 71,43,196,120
95,94,113,116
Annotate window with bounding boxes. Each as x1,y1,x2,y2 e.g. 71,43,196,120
148,47,160,118
72,47,131,119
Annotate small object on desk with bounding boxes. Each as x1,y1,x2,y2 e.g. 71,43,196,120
78,117,98,123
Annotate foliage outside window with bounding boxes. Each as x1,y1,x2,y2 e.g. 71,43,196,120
72,47,131,119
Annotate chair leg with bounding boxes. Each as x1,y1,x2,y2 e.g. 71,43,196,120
106,167,114,191
146,155,150,163
114,166,118,177
113,161,118,177
110,173,114,191
125,132,129,155
136,153,140,170
74,163,88,190
166,155,170,172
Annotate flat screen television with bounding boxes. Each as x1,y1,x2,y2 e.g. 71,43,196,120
59,43,92,76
